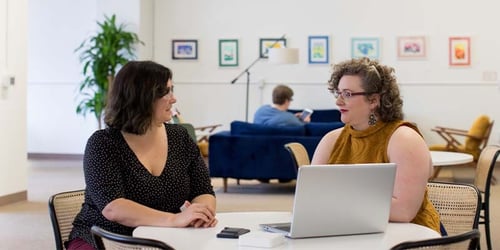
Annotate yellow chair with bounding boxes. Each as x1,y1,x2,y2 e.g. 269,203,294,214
284,142,310,170
429,115,494,161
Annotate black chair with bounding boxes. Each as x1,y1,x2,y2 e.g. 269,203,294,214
390,229,480,250
473,144,500,250
91,225,175,250
48,189,85,250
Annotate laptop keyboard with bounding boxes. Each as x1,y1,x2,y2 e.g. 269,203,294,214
275,225,291,232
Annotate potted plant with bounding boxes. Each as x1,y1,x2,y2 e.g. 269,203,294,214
75,14,142,129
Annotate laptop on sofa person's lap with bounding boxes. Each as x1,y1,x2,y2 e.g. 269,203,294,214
260,163,396,238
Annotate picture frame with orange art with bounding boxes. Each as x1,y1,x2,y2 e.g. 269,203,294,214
449,37,470,66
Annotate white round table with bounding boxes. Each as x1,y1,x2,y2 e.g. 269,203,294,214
430,151,474,166
430,151,474,179
134,211,440,250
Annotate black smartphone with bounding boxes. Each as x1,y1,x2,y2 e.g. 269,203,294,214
216,227,250,238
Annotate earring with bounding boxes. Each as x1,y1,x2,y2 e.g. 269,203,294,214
368,112,377,126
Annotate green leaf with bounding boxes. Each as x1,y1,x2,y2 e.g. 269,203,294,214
75,14,143,127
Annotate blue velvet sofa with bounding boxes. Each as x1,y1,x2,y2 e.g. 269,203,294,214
208,109,344,192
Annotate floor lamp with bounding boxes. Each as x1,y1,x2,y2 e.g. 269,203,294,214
230,40,299,122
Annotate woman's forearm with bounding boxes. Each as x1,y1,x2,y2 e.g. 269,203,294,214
192,194,216,212
102,198,176,227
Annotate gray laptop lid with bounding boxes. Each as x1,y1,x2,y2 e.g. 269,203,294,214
287,163,396,238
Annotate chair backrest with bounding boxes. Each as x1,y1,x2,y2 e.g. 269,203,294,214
474,144,500,193
426,182,481,235
390,229,480,250
284,142,310,169
91,225,175,250
480,120,494,149
178,123,197,142
48,189,85,250
465,115,494,153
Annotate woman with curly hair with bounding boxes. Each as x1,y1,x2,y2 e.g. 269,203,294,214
312,57,442,235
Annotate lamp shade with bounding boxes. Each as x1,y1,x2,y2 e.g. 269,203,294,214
268,48,299,64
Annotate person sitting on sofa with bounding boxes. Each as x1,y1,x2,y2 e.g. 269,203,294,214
311,57,442,235
253,84,311,126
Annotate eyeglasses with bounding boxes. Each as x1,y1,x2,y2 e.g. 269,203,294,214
333,89,370,99
163,86,174,98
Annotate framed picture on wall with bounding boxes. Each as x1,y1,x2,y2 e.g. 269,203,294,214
259,38,286,59
449,37,470,66
172,39,198,60
308,36,329,64
219,39,238,67
351,37,380,59
397,36,426,59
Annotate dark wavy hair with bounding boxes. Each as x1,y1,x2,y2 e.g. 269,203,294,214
327,57,403,122
104,60,173,134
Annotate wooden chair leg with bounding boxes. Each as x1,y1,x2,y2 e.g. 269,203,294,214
431,166,442,180
223,178,227,193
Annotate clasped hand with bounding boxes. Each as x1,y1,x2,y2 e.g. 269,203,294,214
177,201,217,228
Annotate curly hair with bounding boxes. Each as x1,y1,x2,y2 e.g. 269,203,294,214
104,61,173,134
327,57,403,122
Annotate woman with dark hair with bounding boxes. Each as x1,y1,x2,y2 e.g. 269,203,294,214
312,58,442,234
67,61,217,250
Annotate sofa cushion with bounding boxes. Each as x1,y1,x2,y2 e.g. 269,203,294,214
305,122,345,137
231,121,306,136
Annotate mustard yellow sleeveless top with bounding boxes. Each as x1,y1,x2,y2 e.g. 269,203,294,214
328,120,441,233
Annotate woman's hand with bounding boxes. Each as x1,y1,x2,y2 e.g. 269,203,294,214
177,201,218,228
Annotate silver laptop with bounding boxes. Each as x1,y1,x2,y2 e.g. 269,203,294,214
260,163,396,238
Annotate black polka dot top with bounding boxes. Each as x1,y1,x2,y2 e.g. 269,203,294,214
67,123,215,248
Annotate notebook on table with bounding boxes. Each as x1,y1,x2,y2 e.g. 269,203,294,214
260,163,397,239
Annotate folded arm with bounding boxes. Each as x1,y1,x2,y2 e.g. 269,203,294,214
102,194,216,228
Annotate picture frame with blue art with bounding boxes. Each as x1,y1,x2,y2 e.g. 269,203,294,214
351,37,379,59
172,39,198,60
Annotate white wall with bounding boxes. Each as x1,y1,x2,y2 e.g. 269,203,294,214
28,0,500,154
28,0,98,154
0,0,28,197
154,0,500,146
27,0,150,154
